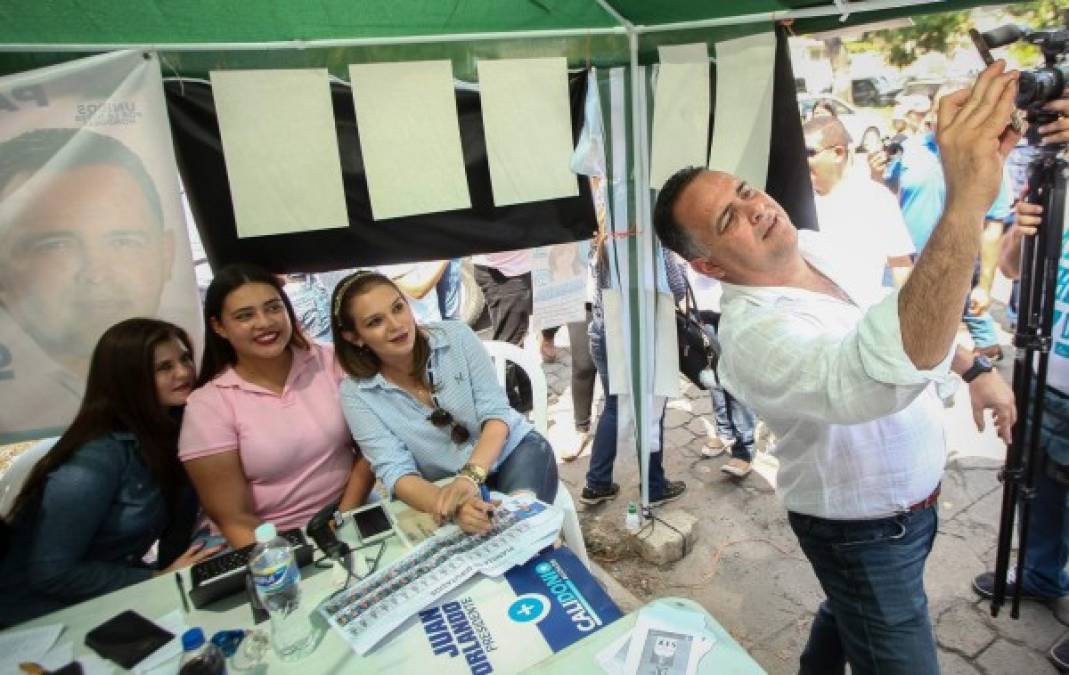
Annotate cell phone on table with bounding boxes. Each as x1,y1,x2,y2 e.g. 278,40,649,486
351,502,395,544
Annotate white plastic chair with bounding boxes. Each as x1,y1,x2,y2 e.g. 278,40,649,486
0,437,59,518
481,340,590,567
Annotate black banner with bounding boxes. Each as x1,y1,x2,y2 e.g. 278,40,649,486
165,71,596,273
764,26,818,232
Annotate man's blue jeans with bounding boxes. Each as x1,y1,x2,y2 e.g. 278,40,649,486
788,507,940,675
703,320,756,460
1020,386,1069,598
585,315,667,498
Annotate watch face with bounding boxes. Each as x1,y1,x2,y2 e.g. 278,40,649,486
975,355,994,371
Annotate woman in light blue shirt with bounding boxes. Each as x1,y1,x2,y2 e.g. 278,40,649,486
331,270,557,534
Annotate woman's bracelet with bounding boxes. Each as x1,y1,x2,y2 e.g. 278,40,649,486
458,462,488,485
456,472,481,489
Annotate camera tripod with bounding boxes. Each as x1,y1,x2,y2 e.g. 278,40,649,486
990,129,1068,618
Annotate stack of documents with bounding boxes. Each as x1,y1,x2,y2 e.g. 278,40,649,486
320,495,563,655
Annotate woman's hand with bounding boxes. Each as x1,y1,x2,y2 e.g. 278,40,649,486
454,498,499,535
156,541,224,576
434,476,480,523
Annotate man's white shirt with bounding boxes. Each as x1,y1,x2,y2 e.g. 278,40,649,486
717,230,952,520
813,169,914,299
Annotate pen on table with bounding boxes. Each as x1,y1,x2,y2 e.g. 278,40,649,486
479,484,496,528
175,572,191,614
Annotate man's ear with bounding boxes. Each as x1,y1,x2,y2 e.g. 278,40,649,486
690,257,727,281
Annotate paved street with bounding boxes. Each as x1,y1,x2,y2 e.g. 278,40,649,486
538,310,1064,675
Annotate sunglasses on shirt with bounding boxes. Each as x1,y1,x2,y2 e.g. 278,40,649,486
425,367,470,444
428,406,471,444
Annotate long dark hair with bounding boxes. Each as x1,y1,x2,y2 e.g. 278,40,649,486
9,318,193,519
330,270,432,387
198,263,308,386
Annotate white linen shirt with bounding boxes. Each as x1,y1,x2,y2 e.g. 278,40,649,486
716,230,953,519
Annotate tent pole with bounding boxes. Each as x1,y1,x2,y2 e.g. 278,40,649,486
0,26,626,53
633,0,940,34
0,0,941,52
597,0,655,513
628,29,655,514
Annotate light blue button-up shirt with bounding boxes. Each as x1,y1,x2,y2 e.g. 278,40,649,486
339,320,532,495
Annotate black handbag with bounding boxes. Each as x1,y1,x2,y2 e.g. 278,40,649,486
676,279,720,390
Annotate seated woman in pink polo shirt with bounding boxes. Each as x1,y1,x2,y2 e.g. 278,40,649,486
179,264,375,548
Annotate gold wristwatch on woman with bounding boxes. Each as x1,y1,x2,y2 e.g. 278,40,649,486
457,463,487,486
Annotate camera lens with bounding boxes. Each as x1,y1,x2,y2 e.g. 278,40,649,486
1016,66,1067,109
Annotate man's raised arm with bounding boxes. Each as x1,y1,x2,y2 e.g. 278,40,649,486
899,62,1021,369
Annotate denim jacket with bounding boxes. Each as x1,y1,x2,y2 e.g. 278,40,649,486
0,432,169,626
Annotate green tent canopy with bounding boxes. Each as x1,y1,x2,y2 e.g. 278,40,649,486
0,0,1001,77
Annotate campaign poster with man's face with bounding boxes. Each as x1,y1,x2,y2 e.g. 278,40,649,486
0,50,201,442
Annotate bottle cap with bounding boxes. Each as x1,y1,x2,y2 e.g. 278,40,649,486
627,502,637,513
181,627,206,651
254,522,277,543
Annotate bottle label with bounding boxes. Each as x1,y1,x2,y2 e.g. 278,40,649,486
253,561,297,593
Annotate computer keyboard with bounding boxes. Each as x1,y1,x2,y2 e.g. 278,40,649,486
188,529,314,609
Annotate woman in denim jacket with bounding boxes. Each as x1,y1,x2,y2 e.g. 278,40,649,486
0,318,220,626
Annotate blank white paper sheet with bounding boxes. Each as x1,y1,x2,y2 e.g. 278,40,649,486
707,31,777,189
649,42,711,189
477,57,579,206
211,69,349,238
349,60,471,220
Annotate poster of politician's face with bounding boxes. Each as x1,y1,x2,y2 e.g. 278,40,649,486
0,50,201,443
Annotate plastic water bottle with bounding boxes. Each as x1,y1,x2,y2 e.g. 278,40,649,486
179,628,226,675
248,523,313,661
625,502,641,533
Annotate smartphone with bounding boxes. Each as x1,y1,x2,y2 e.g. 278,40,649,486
351,502,395,544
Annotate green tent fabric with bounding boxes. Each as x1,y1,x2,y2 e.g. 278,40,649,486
0,1,1005,47
0,1,1003,73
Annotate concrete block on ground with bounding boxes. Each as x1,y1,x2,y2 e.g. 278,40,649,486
634,508,698,565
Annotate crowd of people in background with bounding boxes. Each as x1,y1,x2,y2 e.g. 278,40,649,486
3,54,1069,675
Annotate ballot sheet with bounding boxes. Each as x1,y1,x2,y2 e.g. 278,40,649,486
320,496,563,655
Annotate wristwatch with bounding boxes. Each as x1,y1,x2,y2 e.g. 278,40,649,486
962,355,995,384
457,463,488,485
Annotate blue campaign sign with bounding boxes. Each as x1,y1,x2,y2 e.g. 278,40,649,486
504,547,623,652
380,547,623,674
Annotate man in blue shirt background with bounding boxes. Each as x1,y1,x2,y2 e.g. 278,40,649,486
884,95,1014,362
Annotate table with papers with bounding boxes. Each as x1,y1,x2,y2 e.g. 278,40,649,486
0,496,567,674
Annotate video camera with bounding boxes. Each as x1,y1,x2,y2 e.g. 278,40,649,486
970,22,1069,112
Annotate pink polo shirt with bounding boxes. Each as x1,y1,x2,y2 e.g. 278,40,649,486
179,343,355,532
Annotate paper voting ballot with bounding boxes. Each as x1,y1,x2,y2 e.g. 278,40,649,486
369,547,622,673
320,495,566,655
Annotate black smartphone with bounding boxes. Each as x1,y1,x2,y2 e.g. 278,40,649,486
351,503,394,543
84,610,173,669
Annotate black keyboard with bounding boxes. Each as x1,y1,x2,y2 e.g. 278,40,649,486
188,529,314,609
